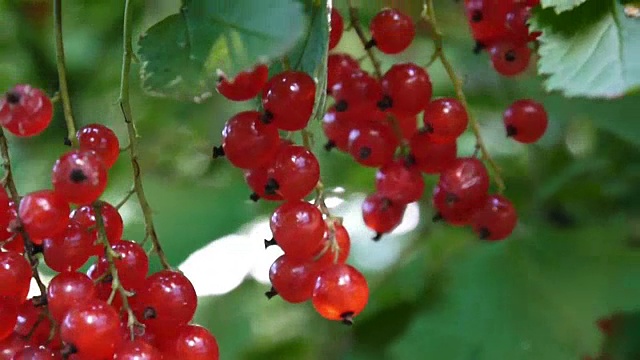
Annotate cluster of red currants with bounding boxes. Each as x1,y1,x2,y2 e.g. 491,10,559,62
464,0,542,76
0,85,218,359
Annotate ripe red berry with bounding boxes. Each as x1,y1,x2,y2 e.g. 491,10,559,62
503,99,548,143
0,297,18,340
369,8,415,54
262,71,316,131
52,149,108,205
221,111,280,169
312,264,369,324
47,271,97,322
0,250,32,305
327,54,360,95
380,63,433,116
472,194,518,240
112,339,164,360
409,130,458,174
0,333,29,358
322,103,382,152
70,201,124,244
331,70,383,110
270,201,327,261
216,64,269,101
394,113,418,140
314,223,351,267
12,347,62,359
268,144,320,201
19,190,69,239
423,98,469,143
375,159,425,203
169,325,219,360
438,157,490,209
244,166,283,201
76,123,121,169
96,240,149,291
463,0,510,44
0,202,23,253
137,270,198,328
14,299,54,346
362,193,407,239
0,84,53,137
348,121,399,167
60,299,122,359
432,183,480,226
268,255,321,303
505,5,533,45
489,41,531,77
329,8,344,50
43,223,95,272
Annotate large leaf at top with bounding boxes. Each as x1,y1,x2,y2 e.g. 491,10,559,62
137,0,305,102
541,0,589,13
530,0,640,98
389,221,640,360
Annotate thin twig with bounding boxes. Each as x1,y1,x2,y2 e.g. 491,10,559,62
422,0,505,192
115,186,136,209
118,0,171,269
53,0,78,146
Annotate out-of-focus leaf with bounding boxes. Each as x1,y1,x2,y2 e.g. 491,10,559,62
541,0,589,13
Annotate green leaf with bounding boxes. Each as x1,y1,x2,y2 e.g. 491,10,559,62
530,0,640,98
541,0,589,13
137,0,305,101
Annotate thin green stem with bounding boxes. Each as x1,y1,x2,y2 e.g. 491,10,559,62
118,0,171,269
53,0,78,146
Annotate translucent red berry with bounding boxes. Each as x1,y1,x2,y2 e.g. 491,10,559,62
423,98,468,143
0,297,18,340
362,193,407,240
432,183,480,226
70,201,124,244
96,240,149,291
270,201,326,261
14,299,55,346
262,71,316,131
329,8,344,50
137,270,198,328
169,325,219,360
436,158,490,223
314,223,351,267
312,264,369,324
60,299,122,359
375,159,425,203
0,333,29,358
221,111,280,169
12,347,62,359
348,121,399,167
268,255,321,303
0,201,23,254
0,250,32,305
112,339,164,360
43,223,95,272
216,64,269,101
394,113,418,140
47,271,97,322
409,130,457,174
489,42,531,77
503,99,548,143
0,84,53,137
380,63,432,116
19,190,69,239
268,144,320,201
323,103,382,152
327,54,360,95
52,149,108,205
76,123,121,168
331,70,383,111
472,194,518,240
369,8,415,54
464,0,510,44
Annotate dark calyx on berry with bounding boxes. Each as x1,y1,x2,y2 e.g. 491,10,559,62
372,232,383,241
249,192,260,202
264,178,279,195
478,227,491,240
5,90,21,104
335,100,348,112
32,294,48,307
445,192,459,204
64,137,73,146
264,237,277,249
364,39,377,50
264,286,278,299
473,41,485,54
403,154,416,167
505,50,516,62
212,145,225,158
69,169,88,183
432,212,443,222
377,95,393,111
506,124,517,137
324,140,336,151
143,307,157,319
341,311,355,325
358,147,372,160
261,111,274,124
471,10,483,22
61,343,78,357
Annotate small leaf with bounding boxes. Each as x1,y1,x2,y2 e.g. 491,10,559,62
530,0,640,98
541,0,589,13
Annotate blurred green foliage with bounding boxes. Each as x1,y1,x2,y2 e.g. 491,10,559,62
1,0,640,359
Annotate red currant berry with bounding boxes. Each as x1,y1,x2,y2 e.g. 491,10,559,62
12,347,61,359
312,264,369,324
438,157,490,209
348,121,399,167
329,8,344,50
43,223,95,272
380,63,432,116
0,187,9,226
216,64,269,102
270,201,326,261
19,190,69,239
268,144,320,201
70,201,124,244
47,271,96,322
14,299,55,346
262,71,316,131
503,99,548,143
0,85,53,137
375,159,425,203
472,194,518,240
369,8,415,54
394,113,418,140
137,270,198,328
221,111,280,169
464,0,510,44
0,298,18,340
423,98,468,143
314,223,351,267
331,70,383,111
432,183,481,226
244,166,282,201
268,255,321,303
327,54,360,95
0,333,29,358
169,325,219,360
96,240,149,291
76,124,121,169
409,129,458,174
52,149,108,205
362,193,407,240
322,103,382,152
505,5,533,45
60,299,122,359
0,250,32,304
489,41,531,77
112,339,164,360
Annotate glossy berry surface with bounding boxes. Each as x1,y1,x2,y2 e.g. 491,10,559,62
12,347,61,359
0,333,29,358
19,189,70,239
52,149,108,205
380,63,433,116
43,223,95,273
409,130,458,174
472,194,518,240
14,299,55,345
503,99,548,143
327,54,360,94
0,84,53,137
489,42,531,77
348,121,399,167
375,159,425,203
361,193,407,238
464,0,510,43
432,183,482,226
331,70,383,110
262,71,316,131
438,157,490,209
0,297,18,340
96,240,149,291
312,264,369,324
423,98,469,143
169,325,220,360
47,271,96,322
269,144,320,201
70,201,124,243
221,111,280,169
270,201,326,261
269,255,321,303
314,223,351,267
60,299,122,359
369,8,415,54
0,249,32,305
329,8,344,50
112,339,164,360
216,64,269,101
137,270,198,327
76,123,121,168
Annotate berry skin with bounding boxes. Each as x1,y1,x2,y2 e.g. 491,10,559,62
136,270,198,328
375,159,425,204
262,71,316,131
0,333,29,358
369,8,415,54
312,264,369,324
0,249,32,304
503,99,548,143
489,42,531,77
52,149,108,205
270,201,327,261
268,255,322,303
327,54,360,95
409,129,458,174
329,8,344,50
14,299,55,346
43,223,95,272
47,271,97,322
380,63,433,116
0,201,23,254
19,190,70,239
244,166,283,201
70,201,124,244
0,297,18,340
331,70,383,110
169,325,219,360
423,98,469,143
96,240,149,291
314,223,351,267
0,84,53,137
322,103,383,152
362,193,407,240
432,183,480,226
216,64,269,102
464,0,510,44
348,121,399,167
60,299,122,359
268,145,320,201
12,347,62,359
438,157,490,210
221,111,281,169
394,113,418,140
472,194,518,240
76,123,121,168
112,339,164,360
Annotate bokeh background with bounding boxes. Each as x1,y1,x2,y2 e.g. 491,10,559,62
1,0,640,359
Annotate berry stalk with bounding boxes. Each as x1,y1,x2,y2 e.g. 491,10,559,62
53,0,78,146
117,0,171,270
422,0,506,192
